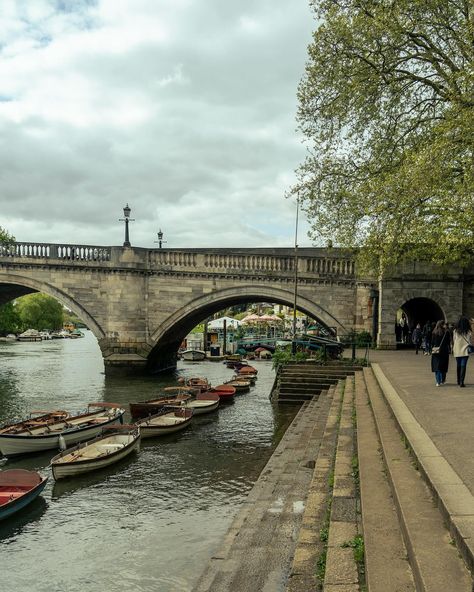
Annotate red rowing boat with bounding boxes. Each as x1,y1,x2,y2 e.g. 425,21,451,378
204,384,236,404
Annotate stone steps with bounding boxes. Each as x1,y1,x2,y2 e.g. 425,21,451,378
363,366,472,591
192,384,338,592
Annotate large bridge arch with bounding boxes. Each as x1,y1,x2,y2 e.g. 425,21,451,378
0,273,105,340
146,285,349,370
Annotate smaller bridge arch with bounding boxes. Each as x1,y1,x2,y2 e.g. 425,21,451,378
0,273,105,341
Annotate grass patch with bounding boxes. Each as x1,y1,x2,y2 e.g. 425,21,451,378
341,534,365,565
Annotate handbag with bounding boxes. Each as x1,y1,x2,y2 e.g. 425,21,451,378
432,331,447,355
463,336,474,354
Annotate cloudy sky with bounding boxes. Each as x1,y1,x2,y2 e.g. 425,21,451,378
0,0,315,249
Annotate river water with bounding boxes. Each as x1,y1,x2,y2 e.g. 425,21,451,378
0,331,297,592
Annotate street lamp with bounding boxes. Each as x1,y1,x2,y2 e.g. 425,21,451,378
154,229,167,249
119,204,134,247
292,196,300,355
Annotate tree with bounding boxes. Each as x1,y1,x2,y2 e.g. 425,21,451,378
16,293,64,331
0,302,22,335
0,226,15,251
293,0,474,271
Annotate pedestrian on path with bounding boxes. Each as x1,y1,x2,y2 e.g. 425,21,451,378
452,316,472,388
422,320,433,355
412,323,423,354
431,320,450,386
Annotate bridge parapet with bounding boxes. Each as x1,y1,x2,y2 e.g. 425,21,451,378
0,242,111,262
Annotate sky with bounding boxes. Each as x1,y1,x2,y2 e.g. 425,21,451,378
0,0,315,249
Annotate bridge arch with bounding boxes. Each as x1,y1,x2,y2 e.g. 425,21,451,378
0,273,105,340
146,285,348,370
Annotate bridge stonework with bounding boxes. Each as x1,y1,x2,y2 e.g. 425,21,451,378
0,243,472,374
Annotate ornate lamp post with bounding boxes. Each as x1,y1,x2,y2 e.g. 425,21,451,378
119,204,134,247
154,229,167,249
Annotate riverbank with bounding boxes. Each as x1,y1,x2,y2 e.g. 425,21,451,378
193,353,474,591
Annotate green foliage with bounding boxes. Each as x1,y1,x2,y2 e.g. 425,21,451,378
0,302,22,335
272,347,309,370
341,534,365,565
0,226,15,245
293,1,474,271
16,293,64,331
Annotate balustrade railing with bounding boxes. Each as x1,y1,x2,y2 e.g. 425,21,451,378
0,242,111,262
0,242,355,278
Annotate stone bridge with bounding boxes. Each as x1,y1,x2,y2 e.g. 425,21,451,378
0,242,472,374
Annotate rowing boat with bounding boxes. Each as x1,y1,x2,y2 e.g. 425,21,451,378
136,407,193,438
51,426,140,480
0,403,125,458
0,469,48,520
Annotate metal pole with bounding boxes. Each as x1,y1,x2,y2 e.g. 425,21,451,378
223,319,227,356
292,196,299,355
124,218,130,247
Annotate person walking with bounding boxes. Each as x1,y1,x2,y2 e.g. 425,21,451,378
452,316,472,388
412,323,423,354
431,320,450,386
422,320,432,355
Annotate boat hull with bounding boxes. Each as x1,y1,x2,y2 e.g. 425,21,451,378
0,411,125,457
0,471,48,521
51,434,140,480
137,409,193,438
182,350,206,361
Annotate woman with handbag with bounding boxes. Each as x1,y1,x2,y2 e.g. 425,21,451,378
431,320,450,386
453,316,473,388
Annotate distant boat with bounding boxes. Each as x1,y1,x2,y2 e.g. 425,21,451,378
136,408,193,438
50,426,140,480
182,350,206,361
0,469,48,521
17,329,42,342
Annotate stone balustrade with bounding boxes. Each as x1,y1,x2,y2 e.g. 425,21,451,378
0,242,356,278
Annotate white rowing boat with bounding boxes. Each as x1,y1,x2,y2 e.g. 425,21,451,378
0,404,125,458
51,426,140,480
136,407,193,438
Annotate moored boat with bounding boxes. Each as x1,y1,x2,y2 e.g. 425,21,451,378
185,377,211,392
0,403,125,458
136,407,193,438
129,392,193,420
50,425,140,480
0,410,69,435
179,392,220,415
224,378,251,393
204,384,236,404
0,469,48,520
182,350,206,361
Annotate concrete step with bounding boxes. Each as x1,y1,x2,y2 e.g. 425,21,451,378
280,375,346,382
365,367,472,591
354,370,415,592
285,380,346,592
279,384,332,393
278,393,316,402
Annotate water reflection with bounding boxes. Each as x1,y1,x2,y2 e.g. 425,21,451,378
0,332,297,592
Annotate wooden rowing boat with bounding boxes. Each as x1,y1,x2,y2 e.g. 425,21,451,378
136,407,193,438
0,410,69,435
179,392,220,415
51,425,140,480
0,403,125,458
0,469,48,520
185,377,211,392
129,392,192,420
203,384,236,404
224,378,251,393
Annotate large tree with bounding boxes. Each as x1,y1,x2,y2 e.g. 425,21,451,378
294,0,474,271
0,302,22,335
16,293,64,332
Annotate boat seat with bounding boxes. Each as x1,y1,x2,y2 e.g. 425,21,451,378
99,443,125,449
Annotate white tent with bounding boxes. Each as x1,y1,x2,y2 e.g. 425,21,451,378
207,316,242,330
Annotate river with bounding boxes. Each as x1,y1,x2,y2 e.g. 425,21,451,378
0,331,297,592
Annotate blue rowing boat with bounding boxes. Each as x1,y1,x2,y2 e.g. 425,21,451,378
0,469,48,520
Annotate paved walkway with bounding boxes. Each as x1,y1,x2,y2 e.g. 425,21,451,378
368,349,474,496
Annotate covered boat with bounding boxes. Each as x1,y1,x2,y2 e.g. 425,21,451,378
0,469,48,520
0,403,125,458
50,425,140,480
136,407,193,438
